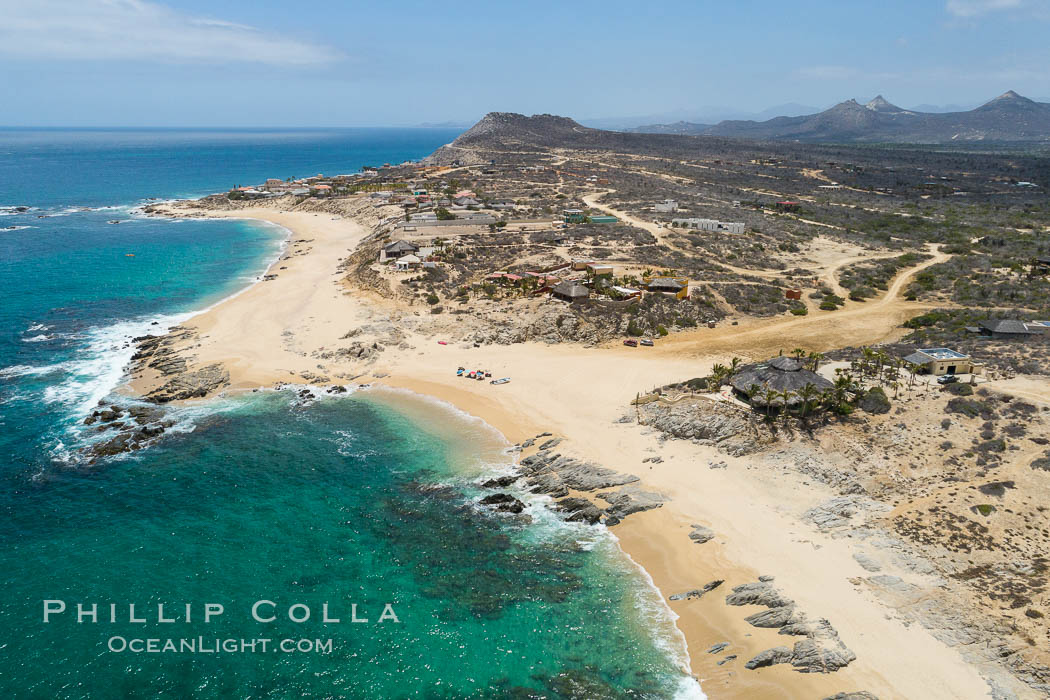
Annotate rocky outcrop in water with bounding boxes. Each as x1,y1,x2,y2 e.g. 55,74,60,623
519,449,639,493
479,493,526,514
145,363,229,403
553,497,603,524
129,326,230,403
81,401,173,463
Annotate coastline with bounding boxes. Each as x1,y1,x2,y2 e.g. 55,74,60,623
127,197,998,699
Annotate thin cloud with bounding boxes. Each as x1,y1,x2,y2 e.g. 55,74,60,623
0,0,342,65
945,0,1025,17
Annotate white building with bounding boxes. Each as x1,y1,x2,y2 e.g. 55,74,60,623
671,217,744,234
654,199,678,213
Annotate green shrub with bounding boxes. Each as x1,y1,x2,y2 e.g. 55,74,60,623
819,300,839,311
945,382,974,396
790,306,808,316
426,293,440,305
626,320,644,337
656,325,669,336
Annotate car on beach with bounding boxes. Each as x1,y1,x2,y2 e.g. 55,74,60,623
640,339,654,347
623,339,637,347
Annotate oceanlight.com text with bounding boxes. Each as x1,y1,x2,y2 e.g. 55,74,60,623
107,636,333,654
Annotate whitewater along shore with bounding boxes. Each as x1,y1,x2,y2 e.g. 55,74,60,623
121,196,1020,699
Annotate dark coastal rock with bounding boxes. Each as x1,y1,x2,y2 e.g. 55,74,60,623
688,524,715,544
669,579,724,601
706,642,730,654
145,363,229,403
822,693,878,700
554,497,603,525
789,633,857,673
478,493,526,514
520,438,536,448
538,437,562,451
326,384,348,394
717,654,737,666
127,405,164,425
131,424,165,442
726,582,794,609
519,450,638,492
556,462,638,491
745,605,799,629
88,432,134,458
745,646,794,669
598,486,664,520
526,472,568,497
743,614,856,673
480,475,519,489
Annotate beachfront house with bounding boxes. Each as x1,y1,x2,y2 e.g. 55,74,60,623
380,240,419,262
902,348,979,376
730,356,833,409
551,281,590,303
563,209,586,224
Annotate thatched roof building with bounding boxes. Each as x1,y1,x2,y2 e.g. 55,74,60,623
730,356,833,407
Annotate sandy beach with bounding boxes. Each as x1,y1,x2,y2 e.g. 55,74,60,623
128,200,1001,699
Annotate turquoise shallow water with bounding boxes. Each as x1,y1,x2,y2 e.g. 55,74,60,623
0,129,701,698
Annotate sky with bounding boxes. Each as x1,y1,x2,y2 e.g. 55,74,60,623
2,0,1050,127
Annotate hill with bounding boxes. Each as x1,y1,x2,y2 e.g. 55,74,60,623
628,91,1050,144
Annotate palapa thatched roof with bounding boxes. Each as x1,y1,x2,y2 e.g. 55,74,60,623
730,356,833,407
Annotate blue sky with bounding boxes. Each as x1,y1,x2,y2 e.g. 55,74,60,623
2,0,1049,126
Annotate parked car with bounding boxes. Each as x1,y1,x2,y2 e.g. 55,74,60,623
937,374,958,385
640,339,654,347
623,339,638,347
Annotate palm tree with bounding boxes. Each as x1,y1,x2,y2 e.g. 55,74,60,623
791,347,807,361
730,357,742,374
807,351,824,372
797,383,819,421
709,363,729,389
762,388,780,420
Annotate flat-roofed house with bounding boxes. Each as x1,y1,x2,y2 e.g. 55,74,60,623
1026,320,1050,334
654,199,678,213
902,348,979,376
394,254,422,271
586,262,614,277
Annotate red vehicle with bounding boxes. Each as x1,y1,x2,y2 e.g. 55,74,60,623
623,339,638,347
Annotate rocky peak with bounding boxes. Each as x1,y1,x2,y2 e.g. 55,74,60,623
865,95,904,113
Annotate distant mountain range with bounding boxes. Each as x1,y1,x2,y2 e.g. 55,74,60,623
626,92,1050,143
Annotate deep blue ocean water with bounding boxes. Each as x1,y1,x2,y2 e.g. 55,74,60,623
0,129,701,698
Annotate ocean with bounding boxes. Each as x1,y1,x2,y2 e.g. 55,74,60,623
0,128,702,698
